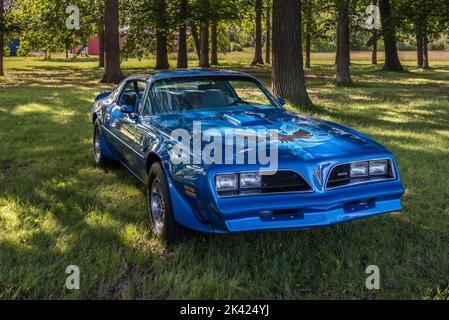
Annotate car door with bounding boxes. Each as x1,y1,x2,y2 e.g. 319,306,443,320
106,79,147,179
100,80,129,164
126,81,169,180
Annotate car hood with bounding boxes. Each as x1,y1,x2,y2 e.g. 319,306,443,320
145,107,386,163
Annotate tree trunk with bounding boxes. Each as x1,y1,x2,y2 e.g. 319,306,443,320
177,0,188,68
336,2,351,84
416,29,423,68
370,0,377,65
0,0,4,76
101,0,124,83
211,18,219,65
199,22,210,67
265,1,271,64
272,0,311,106
305,0,312,68
199,0,210,68
371,34,378,65
305,29,312,69
155,0,170,70
191,24,201,62
422,32,429,69
379,0,403,71
252,0,264,65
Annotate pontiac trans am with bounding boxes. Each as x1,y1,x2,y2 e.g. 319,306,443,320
91,70,405,242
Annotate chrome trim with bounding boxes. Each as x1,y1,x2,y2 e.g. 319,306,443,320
325,158,397,191
214,169,315,198
117,158,146,184
101,125,145,159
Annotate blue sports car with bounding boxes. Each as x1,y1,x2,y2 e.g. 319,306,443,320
91,70,405,242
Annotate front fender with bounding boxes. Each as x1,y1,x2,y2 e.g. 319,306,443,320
163,163,215,233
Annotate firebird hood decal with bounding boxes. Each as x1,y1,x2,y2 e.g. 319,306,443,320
145,108,383,162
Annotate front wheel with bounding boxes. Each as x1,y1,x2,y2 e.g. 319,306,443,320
147,162,184,243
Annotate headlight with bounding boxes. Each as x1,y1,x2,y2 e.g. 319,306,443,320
369,160,388,176
327,159,394,189
240,173,262,189
350,161,369,177
215,172,262,196
215,174,238,191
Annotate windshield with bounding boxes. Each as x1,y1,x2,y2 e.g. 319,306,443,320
145,76,278,115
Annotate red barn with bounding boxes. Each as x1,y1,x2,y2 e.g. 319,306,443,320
76,28,129,56
87,36,100,55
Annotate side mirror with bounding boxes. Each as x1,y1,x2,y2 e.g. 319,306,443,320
277,97,287,106
120,104,135,114
95,92,111,102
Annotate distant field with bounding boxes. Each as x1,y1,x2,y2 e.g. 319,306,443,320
0,51,448,299
3,50,449,74
311,50,449,62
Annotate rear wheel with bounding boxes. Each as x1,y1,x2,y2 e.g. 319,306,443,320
147,162,183,243
93,119,114,168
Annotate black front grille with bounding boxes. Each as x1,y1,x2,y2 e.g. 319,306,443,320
261,171,312,193
326,160,395,189
217,170,313,197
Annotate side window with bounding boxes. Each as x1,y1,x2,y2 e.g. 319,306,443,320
118,80,146,111
118,82,133,105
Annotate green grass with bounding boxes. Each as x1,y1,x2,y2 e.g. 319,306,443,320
1,51,449,299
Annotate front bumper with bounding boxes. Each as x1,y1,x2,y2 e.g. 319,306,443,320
224,197,401,232
207,179,405,233
168,159,405,234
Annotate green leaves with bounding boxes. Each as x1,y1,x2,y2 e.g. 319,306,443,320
11,0,97,55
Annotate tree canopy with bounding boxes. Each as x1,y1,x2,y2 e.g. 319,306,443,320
1,0,448,101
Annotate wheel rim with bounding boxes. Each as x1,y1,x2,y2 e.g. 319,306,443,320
94,127,101,162
150,178,165,232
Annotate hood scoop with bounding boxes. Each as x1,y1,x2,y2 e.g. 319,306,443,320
222,112,272,126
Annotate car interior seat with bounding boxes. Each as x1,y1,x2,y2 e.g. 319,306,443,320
181,90,203,110
200,89,227,108
120,93,137,107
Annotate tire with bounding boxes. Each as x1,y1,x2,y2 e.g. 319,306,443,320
93,119,114,168
147,162,184,243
